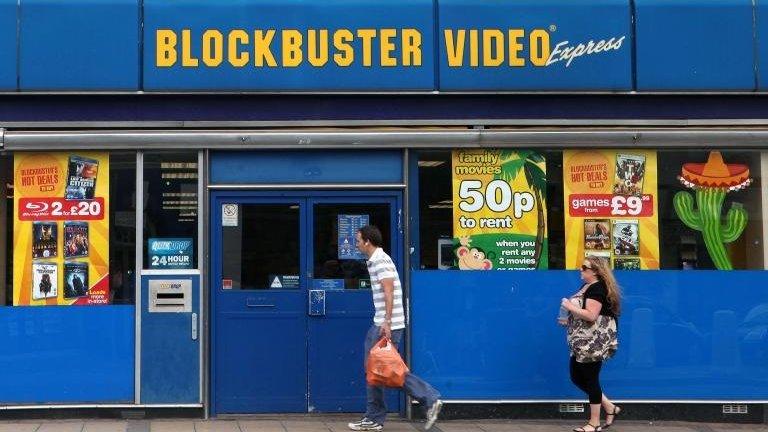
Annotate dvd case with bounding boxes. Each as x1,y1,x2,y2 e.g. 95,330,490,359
65,155,99,200
64,221,89,258
32,221,58,259
614,257,641,270
63,262,89,299
613,153,646,196
32,262,58,300
612,219,640,256
584,219,611,250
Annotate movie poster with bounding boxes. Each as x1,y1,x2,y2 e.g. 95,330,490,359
32,262,58,300
452,149,548,270
563,150,659,270
13,152,110,306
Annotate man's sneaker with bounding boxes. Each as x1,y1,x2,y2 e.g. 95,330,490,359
348,417,383,431
425,399,443,430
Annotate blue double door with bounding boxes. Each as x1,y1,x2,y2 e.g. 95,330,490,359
211,191,403,414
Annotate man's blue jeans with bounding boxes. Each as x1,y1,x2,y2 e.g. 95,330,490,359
363,324,440,425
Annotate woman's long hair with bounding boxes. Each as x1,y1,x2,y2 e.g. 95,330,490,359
585,255,621,316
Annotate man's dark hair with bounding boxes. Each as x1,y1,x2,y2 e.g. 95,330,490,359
358,225,383,248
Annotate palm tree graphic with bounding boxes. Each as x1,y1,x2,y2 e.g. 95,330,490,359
495,150,547,269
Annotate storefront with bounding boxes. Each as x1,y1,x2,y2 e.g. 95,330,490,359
1,0,767,422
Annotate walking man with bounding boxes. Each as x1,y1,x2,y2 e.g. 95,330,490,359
348,225,443,431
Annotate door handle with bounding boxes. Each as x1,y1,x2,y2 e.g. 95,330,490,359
246,297,275,308
191,312,198,340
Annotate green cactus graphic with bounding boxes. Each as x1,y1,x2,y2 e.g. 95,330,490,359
673,151,752,270
673,189,747,270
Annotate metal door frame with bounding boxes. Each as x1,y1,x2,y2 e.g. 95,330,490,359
209,189,404,415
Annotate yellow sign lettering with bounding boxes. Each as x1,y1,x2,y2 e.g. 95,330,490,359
228,30,249,67
254,30,277,67
333,29,354,66
402,28,422,66
202,30,223,67
357,29,376,67
181,29,199,67
156,29,177,67
307,29,329,67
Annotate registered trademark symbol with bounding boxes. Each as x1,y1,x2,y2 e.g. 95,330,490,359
549,25,557,32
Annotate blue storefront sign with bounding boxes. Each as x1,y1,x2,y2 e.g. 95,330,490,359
0,0,760,92
338,214,369,260
148,238,194,269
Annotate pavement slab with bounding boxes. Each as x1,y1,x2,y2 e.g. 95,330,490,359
38,422,86,432
194,421,242,432
84,421,130,432
238,420,285,432
149,421,197,432
0,423,42,432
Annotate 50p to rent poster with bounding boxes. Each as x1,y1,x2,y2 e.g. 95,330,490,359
563,150,659,270
452,149,548,270
13,152,110,306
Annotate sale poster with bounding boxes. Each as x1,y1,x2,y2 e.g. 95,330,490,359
452,149,548,270
13,152,110,305
563,150,659,270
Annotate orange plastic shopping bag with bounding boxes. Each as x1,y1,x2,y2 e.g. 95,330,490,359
366,337,409,387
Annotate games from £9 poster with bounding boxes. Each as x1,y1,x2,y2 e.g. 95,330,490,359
13,152,110,306
563,150,659,270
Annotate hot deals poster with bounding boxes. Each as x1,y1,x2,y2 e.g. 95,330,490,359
452,149,548,270
13,152,110,306
563,150,659,270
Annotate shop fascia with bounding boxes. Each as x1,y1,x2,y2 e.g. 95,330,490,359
155,26,625,69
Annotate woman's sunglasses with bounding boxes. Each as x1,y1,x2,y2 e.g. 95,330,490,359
580,265,593,271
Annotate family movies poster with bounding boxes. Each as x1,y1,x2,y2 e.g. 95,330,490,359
563,150,660,270
13,152,110,305
452,149,548,270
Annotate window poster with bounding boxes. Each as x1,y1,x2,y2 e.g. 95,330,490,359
452,149,548,270
13,152,110,305
563,149,659,270
338,214,369,260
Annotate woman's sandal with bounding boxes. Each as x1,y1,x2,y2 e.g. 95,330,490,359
573,423,602,432
603,405,622,429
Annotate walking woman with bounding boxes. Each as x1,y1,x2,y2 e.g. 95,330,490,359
560,255,622,432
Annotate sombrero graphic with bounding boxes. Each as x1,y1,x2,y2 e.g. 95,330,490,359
678,151,751,191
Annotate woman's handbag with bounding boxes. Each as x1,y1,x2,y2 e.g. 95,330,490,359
366,337,409,387
567,294,619,363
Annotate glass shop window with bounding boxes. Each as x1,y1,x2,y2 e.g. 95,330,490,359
416,149,565,270
657,150,765,270
415,147,767,272
2,151,137,306
142,152,199,270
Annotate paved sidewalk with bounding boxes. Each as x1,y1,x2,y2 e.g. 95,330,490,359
0,417,764,432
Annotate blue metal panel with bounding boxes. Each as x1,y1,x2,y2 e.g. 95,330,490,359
0,306,134,403
438,0,632,91
635,0,755,91
757,1,768,89
411,270,768,400
143,0,435,91
19,0,139,90
210,150,403,184
140,275,200,403
0,0,16,90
